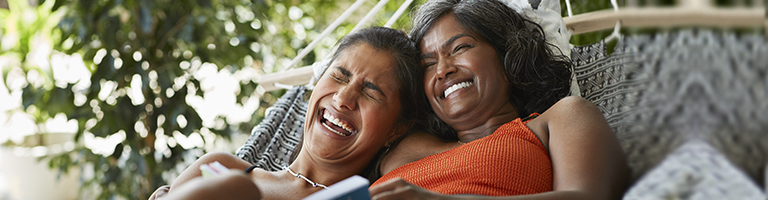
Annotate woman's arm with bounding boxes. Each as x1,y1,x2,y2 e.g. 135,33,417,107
163,171,261,200
541,96,630,200
169,152,254,192
370,178,610,200
370,96,630,200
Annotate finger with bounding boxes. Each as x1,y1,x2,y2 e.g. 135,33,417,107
371,186,413,200
369,178,408,197
371,190,394,200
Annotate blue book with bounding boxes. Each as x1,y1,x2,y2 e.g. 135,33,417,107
302,175,370,200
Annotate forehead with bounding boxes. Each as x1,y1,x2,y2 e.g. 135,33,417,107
331,43,400,91
421,14,472,48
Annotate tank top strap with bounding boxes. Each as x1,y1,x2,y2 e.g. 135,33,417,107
243,165,258,174
520,113,548,154
521,113,540,123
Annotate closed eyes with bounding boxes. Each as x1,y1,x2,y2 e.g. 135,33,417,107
452,44,472,54
330,67,385,101
422,44,472,69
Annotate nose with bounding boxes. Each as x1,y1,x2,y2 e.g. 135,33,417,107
333,85,358,111
435,60,457,81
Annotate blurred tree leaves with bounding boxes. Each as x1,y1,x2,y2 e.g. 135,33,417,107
2,0,420,199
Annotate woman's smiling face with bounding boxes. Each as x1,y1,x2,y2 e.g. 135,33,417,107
303,42,403,163
420,14,511,131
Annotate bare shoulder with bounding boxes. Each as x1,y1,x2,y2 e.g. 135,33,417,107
538,96,616,144
537,96,629,199
546,96,602,116
170,152,254,190
197,152,254,170
399,131,447,147
526,96,607,147
380,131,457,175
533,96,606,128
164,172,261,200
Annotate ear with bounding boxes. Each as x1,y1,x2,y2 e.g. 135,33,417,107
385,121,413,147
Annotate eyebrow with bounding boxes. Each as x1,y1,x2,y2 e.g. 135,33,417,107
336,66,352,77
335,66,386,98
421,33,475,59
364,81,386,98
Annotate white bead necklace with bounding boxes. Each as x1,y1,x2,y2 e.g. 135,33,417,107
284,167,328,189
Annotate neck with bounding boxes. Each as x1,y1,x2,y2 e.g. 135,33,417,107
456,102,519,143
284,150,365,189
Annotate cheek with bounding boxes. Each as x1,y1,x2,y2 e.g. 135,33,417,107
490,64,507,84
470,57,502,80
363,107,398,130
306,89,324,112
305,81,334,125
303,94,320,131
423,72,436,93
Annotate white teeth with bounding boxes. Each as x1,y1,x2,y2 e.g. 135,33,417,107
444,81,473,98
322,111,355,135
322,122,346,136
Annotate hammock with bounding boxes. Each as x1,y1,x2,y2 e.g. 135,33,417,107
152,0,768,199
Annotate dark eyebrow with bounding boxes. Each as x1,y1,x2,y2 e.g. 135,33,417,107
421,52,435,60
335,66,352,77
336,66,386,98
421,33,475,59
363,81,386,98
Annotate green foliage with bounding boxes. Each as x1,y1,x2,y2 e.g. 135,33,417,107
1,0,65,124
1,0,61,63
44,0,277,198
2,0,421,199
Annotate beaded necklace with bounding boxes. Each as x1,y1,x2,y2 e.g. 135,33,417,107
284,167,328,189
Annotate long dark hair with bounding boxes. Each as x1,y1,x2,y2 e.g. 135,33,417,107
410,0,573,140
291,27,426,182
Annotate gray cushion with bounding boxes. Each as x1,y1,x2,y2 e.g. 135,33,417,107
572,30,768,187
623,140,766,200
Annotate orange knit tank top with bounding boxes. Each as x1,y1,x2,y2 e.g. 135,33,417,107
371,114,552,196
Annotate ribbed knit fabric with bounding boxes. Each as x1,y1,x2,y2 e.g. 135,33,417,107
371,114,553,195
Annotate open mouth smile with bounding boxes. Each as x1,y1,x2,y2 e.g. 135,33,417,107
321,110,357,136
443,81,473,99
